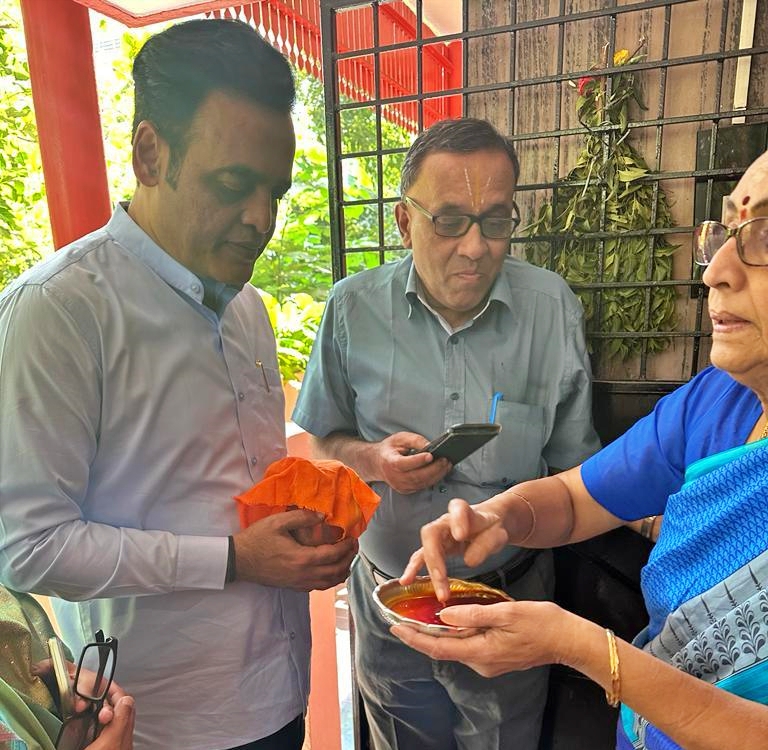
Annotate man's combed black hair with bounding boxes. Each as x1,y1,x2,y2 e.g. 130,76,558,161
132,18,295,184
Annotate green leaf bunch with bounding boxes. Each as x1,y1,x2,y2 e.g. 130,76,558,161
525,44,677,361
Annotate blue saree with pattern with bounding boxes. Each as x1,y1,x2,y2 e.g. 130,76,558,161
617,438,768,750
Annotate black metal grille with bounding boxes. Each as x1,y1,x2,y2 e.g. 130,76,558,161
320,0,768,384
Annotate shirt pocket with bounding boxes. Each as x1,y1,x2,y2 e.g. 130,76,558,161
460,400,546,488
239,361,286,469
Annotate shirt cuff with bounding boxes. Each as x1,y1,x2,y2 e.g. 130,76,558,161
176,535,230,590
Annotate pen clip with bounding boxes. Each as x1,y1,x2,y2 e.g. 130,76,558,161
255,360,271,393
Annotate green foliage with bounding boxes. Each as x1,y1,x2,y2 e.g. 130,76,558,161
525,45,678,361
96,24,154,204
249,139,333,301
0,6,48,290
249,74,334,301
257,289,325,383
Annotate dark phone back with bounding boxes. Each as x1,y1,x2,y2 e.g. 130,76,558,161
427,423,500,464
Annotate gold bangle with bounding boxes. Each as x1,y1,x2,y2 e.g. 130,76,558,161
640,515,657,540
508,491,536,544
605,628,621,708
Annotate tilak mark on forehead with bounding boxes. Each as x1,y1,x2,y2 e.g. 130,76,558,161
462,167,493,209
739,195,751,221
463,168,472,201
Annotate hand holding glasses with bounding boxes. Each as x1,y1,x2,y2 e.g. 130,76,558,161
48,630,118,750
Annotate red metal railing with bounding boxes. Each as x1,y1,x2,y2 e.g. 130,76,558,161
209,1,462,130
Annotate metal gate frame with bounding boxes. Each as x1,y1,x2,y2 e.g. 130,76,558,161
319,0,768,385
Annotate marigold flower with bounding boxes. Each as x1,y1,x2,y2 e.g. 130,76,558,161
613,49,630,66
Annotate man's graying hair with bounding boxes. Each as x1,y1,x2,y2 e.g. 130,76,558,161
132,19,295,187
400,118,520,196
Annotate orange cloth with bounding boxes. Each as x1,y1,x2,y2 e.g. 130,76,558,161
235,456,380,540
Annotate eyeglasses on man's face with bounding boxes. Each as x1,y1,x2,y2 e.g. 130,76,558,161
52,630,118,750
403,195,521,240
693,217,768,267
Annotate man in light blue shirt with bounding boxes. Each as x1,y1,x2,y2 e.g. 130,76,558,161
293,118,600,750
0,20,356,750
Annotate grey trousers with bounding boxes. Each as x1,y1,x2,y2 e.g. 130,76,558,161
348,551,554,750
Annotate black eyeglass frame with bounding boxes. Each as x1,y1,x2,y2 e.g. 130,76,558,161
55,630,118,750
402,195,521,239
72,630,117,702
692,217,768,267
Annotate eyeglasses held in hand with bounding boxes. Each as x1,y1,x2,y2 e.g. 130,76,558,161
53,630,118,750
403,195,521,239
692,217,768,267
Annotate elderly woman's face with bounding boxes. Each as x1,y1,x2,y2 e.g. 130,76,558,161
703,152,768,390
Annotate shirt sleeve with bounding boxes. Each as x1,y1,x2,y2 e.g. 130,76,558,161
0,284,228,600
542,294,602,470
581,379,693,520
292,290,358,437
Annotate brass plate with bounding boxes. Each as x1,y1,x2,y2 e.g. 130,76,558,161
372,576,512,638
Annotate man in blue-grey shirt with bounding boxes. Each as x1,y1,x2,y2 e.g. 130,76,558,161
293,118,601,750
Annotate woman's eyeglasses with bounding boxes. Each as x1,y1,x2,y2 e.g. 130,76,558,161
693,217,768,267
48,630,118,750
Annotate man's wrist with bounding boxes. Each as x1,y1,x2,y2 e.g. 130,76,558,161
225,535,237,583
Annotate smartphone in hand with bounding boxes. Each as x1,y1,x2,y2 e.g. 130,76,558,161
47,636,75,719
417,423,501,464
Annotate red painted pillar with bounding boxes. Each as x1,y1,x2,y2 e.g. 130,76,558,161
19,0,111,249
308,586,342,750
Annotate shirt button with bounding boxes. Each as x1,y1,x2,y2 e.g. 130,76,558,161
250,456,258,466
191,283,201,293
450,392,460,400
439,486,447,493
238,392,245,401
289,631,296,640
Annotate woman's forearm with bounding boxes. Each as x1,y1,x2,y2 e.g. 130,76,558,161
496,468,623,548
563,613,768,750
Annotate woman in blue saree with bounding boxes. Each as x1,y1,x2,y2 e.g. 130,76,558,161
392,149,768,750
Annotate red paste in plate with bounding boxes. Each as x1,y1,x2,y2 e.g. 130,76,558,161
390,592,507,625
